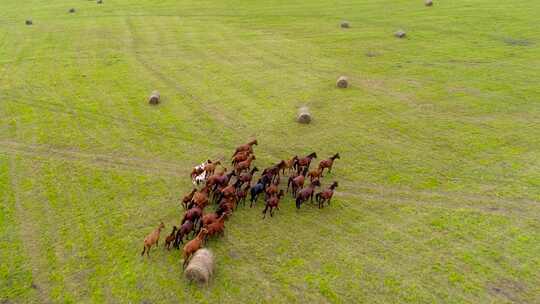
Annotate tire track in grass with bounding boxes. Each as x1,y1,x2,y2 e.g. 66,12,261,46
8,158,51,303
123,17,238,132
0,140,188,177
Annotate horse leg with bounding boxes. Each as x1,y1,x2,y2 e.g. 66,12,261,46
262,205,268,219
141,245,146,256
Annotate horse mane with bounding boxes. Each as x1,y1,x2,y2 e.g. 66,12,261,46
307,152,317,158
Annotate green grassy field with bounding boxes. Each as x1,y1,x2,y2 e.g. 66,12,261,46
1,0,539,303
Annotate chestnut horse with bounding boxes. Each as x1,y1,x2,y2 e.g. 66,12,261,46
232,151,251,166
232,139,258,157
235,155,255,174
282,156,298,174
318,153,340,176
307,168,323,182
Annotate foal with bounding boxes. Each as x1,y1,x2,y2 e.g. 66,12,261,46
318,153,340,176
164,226,177,250
295,179,321,209
141,222,165,257
315,181,338,208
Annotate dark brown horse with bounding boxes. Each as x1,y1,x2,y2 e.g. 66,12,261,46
287,167,308,197
238,167,258,186
232,139,258,156
295,179,321,209
262,190,284,218
295,152,317,174
181,189,197,210
315,181,338,208
262,160,285,182
318,153,340,176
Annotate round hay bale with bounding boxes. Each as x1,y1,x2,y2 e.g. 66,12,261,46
395,30,406,38
69,8,76,13
25,20,33,25
148,90,160,105
336,76,349,88
340,21,350,28
425,0,433,6
297,106,312,124
184,249,214,286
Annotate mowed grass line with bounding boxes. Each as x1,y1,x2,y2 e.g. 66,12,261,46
0,0,539,303
1,154,538,303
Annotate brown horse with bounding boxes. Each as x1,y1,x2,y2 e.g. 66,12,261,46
282,156,298,174
181,189,197,210
190,186,210,209
287,167,308,197
183,228,208,269
262,190,284,218
205,214,227,239
232,139,258,156
318,153,340,176
174,220,196,248
235,155,255,174
238,167,258,186
206,170,226,188
181,206,202,226
315,181,338,208
203,160,221,176
231,151,251,166
307,168,323,182
265,179,279,199
164,226,177,250
262,160,285,182
295,179,321,209
141,222,165,257
236,184,249,207
295,152,317,174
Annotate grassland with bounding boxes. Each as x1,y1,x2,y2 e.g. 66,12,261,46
1,0,539,303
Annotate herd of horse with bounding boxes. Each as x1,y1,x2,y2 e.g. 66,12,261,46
141,139,340,268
